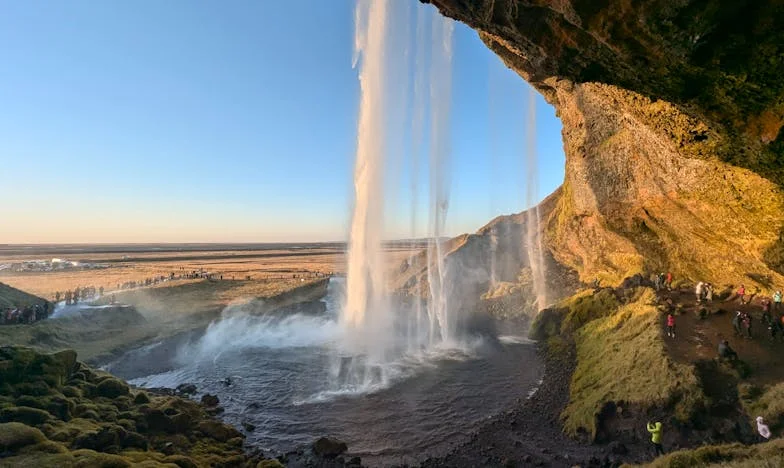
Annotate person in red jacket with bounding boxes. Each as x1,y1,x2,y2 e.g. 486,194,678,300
666,312,676,338
665,272,673,290
738,284,746,305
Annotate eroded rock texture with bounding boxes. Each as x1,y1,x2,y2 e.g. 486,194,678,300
414,0,784,296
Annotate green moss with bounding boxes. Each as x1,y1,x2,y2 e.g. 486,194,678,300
0,422,47,452
95,378,130,399
635,438,784,467
18,440,69,454
560,288,620,333
257,460,286,468
738,382,784,432
133,392,151,405
0,406,53,426
563,289,705,438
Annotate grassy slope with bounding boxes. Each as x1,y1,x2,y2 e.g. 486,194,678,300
0,307,154,363
0,282,47,308
739,382,784,433
531,288,706,439
632,438,784,468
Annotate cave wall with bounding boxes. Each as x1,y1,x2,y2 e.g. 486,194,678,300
418,0,784,290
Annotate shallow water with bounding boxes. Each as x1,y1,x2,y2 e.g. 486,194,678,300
106,279,543,465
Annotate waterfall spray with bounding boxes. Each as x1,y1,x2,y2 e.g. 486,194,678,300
525,88,548,310
340,0,455,389
344,0,389,342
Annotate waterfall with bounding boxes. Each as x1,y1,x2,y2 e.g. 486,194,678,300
425,12,454,343
525,88,548,310
343,0,392,362
342,0,455,381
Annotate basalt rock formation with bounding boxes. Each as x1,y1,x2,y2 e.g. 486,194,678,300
416,0,784,300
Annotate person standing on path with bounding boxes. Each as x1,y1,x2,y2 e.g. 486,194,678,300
774,290,782,313
666,312,676,338
665,272,673,290
738,284,746,305
647,421,665,456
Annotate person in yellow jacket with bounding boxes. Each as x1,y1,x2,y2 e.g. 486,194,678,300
647,421,665,456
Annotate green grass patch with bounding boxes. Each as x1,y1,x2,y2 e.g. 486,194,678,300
632,438,784,467
563,289,705,438
738,382,784,432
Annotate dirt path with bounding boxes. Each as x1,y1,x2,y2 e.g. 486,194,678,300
659,287,784,386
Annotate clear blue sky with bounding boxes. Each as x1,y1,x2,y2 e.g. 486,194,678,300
0,0,564,243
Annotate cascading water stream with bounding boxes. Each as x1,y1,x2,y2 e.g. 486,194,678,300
426,12,454,344
340,0,455,388
525,88,548,310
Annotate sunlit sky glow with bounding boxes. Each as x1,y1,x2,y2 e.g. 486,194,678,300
0,1,565,244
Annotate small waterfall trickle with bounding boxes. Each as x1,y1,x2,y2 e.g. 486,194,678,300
425,11,454,344
525,88,548,311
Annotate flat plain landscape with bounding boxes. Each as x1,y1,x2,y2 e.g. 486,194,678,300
0,243,419,362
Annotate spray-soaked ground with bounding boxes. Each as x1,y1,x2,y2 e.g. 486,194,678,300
105,279,543,466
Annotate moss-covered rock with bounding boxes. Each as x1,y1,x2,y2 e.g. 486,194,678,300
0,422,46,452
257,460,285,468
0,406,53,426
133,391,151,405
95,378,130,399
196,420,243,443
0,347,259,467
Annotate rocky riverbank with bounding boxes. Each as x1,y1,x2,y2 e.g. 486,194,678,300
0,346,291,467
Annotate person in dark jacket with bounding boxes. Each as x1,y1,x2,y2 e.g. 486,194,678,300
718,340,738,360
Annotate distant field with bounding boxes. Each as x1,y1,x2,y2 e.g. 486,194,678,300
0,244,418,300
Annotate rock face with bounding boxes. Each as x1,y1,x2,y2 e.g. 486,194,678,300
412,0,784,295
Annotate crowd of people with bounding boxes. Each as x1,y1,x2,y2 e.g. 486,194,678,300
55,286,104,305
1,302,52,325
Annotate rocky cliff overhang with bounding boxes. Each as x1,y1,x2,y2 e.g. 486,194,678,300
409,0,784,292
424,0,784,182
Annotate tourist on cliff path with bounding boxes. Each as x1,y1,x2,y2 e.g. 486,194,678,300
743,312,753,339
665,272,673,290
666,313,676,338
737,284,746,304
733,311,743,336
718,340,738,361
774,290,782,312
647,421,665,456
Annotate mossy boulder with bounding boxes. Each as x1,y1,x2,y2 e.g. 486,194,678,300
0,406,52,426
257,460,285,468
133,391,150,405
95,378,130,399
164,454,200,468
0,422,46,452
0,346,74,389
18,440,68,454
196,420,243,442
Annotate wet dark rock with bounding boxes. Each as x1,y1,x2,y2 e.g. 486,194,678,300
313,436,348,458
608,441,628,455
242,421,256,432
176,383,197,396
161,441,176,455
201,393,219,407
